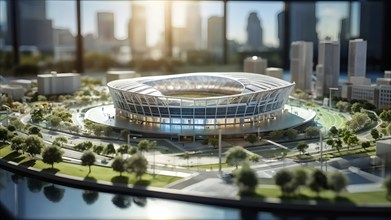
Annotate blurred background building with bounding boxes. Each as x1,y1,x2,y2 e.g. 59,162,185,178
0,0,390,84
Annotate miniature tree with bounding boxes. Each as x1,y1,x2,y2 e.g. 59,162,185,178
125,153,148,179
346,134,359,151
371,129,380,140
329,126,338,137
10,136,27,153
81,151,96,174
328,171,348,196
117,144,129,155
112,157,126,176
248,154,260,163
293,168,308,192
0,127,9,142
296,141,309,155
245,134,258,145
225,146,247,169
92,144,104,155
104,143,116,156
137,139,150,154
42,146,63,168
25,135,45,158
53,136,68,147
208,137,218,148
309,169,328,197
361,141,371,149
275,169,295,196
234,163,258,196
285,128,298,140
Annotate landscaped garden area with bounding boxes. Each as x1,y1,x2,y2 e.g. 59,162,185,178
0,145,181,187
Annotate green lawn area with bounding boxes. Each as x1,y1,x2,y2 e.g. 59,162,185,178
256,187,390,205
323,147,376,159
0,146,181,187
316,108,347,129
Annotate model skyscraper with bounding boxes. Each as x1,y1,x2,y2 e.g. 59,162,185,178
316,41,340,96
246,12,263,51
348,39,367,80
97,12,115,41
128,3,147,60
290,41,313,93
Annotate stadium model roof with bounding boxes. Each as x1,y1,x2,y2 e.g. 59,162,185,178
107,72,294,99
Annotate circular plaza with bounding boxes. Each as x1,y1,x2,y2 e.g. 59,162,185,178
85,72,316,136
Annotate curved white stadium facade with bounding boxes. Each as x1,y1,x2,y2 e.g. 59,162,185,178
107,72,295,130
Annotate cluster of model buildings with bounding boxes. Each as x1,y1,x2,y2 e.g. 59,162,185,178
0,70,142,101
0,72,81,101
245,39,391,109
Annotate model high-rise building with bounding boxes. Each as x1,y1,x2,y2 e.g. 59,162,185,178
290,41,313,92
97,12,115,41
186,2,202,49
53,28,74,47
207,16,223,61
246,12,263,51
277,11,284,50
129,3,147,60
316,41,340,96
265,67,283,79
348,39,367,80
37,72,81,95
244,56,267,74
339,18,350,41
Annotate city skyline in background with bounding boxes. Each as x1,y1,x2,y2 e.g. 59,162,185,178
1,0,388,75
40,1,359,48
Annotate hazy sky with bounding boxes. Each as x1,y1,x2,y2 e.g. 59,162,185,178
0,1,355,48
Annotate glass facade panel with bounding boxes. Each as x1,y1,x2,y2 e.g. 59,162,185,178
216,107,226,115
195,108,205,116
182,108,193,116
169,107,180,117
142,106,151,115
227,106,237,115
